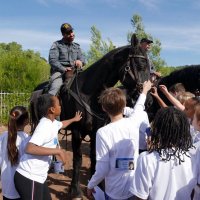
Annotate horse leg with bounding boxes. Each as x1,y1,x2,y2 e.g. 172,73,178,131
89,132,96,176
70,129,83,199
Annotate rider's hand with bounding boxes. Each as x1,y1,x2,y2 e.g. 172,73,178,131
74,60,83,68
65,67,72,72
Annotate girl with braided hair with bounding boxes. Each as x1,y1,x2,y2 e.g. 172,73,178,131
0,106,30,200
131,107,198,200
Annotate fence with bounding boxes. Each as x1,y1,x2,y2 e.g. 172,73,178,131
0,91,31,124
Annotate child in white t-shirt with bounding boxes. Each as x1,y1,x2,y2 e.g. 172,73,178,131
192,102,200,143
87,80,152,200
131,107,197,200
0,106,30,200
191,102,200,200
14,94,82,200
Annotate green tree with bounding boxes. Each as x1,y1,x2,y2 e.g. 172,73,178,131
86,26,115,67
127,14,166,71
0,42,49,92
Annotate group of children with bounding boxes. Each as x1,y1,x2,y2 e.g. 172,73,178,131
0,94,82,200
87,81,200,200
0,81,200,200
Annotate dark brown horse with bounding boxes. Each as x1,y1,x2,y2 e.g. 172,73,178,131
31,33,151,199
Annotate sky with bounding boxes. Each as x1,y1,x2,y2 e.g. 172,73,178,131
1,0,200,67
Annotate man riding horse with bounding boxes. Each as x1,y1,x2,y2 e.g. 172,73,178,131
48,22,85,96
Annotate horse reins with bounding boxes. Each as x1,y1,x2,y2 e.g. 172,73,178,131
66,70,105,121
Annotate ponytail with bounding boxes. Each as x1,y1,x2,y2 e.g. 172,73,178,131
7,106,28,166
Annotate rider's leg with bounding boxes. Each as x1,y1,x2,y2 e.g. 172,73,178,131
48,72,63,96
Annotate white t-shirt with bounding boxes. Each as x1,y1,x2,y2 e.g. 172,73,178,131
190,125,200,144
0,131,30,199
88,94,148,199
131,150,198,200
16,117,62,183
124,106,150,151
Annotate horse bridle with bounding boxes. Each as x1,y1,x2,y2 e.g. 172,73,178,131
121,50,148,92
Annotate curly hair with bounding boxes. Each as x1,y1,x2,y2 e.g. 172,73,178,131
149,107,192,164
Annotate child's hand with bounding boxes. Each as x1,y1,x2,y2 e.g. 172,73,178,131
159,85,168,94
57,149,66,165
150,87,158,97
87,187,96,199
73,111,82,122
142,80,152,95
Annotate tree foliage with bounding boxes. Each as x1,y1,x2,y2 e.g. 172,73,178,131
86,15,175,76
86,26,115,67
127,14,166,71
0,42,49,92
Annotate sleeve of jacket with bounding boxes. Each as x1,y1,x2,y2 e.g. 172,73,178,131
49,42,66,73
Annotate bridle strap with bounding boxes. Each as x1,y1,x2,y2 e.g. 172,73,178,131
122,51,146,92
133,55,147,60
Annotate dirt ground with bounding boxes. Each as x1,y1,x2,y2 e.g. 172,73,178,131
0,125,91,200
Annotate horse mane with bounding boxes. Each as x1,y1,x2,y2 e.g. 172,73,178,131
80,45,130,94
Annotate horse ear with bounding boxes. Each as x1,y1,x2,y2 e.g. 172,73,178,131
131,33,139,47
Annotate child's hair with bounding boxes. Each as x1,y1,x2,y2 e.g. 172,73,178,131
184,97,200,119
98,87,126,116
30,94,55,133
7,106,29,166
176,92,195,105
37,94,55,119
149,107,192,164
169,83,185,95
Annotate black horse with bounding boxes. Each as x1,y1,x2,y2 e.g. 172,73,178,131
47,33,151,198
148,65,200,119
30,33,151,198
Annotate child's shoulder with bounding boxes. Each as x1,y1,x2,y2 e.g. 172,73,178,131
97,123,113,136
37,117,54,126
18,131,30,139
0,131,8,139
138,151,160,162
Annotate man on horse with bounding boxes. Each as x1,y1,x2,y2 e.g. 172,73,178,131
139,38,161,80
48,23,85,96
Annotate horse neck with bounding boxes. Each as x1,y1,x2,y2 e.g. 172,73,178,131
81,46,130,93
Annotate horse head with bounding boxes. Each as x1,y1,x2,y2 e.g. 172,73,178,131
119,33,150,92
